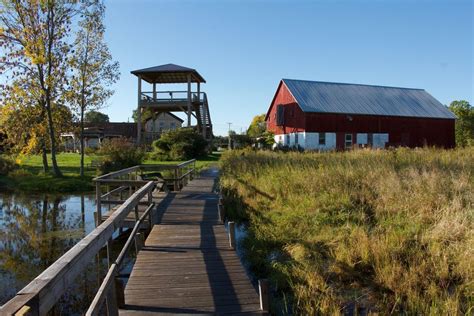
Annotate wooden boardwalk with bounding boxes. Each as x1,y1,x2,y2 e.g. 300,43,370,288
120,169,263,315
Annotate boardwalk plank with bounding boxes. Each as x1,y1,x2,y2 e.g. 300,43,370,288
121,169,263,315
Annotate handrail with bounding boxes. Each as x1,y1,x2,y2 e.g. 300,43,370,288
93,160,196,224
86,203,155,316
0,182,156,316
93,165,141,181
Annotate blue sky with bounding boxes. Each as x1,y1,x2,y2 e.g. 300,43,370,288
104,0,473,136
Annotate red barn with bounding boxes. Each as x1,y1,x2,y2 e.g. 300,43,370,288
265,79,456,150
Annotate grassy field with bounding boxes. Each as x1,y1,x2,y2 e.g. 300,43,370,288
219,148,473,315
0,152,220,193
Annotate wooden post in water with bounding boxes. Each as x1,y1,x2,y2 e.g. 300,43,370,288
228,221,236,249
258,279,270,311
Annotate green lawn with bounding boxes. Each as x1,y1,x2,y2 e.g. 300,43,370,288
0,152,221,193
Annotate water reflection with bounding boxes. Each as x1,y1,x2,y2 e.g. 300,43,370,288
0,193,104,314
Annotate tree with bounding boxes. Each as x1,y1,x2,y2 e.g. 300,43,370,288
247,114,267,138
0,80,50,171
448,100,474,147
0,0,78,176
0,82,73,162
67,0,119,177
85,110,110,124
132,107,154,123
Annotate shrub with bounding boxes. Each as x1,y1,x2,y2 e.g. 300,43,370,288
84,147,98,155
7,168,32,178
97,138,144,174
152,128,207,160
0,156,17,175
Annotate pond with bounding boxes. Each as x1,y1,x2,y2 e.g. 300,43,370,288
0,192,111,314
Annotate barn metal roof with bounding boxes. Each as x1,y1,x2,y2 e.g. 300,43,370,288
131,64,206,84
282,79,455,119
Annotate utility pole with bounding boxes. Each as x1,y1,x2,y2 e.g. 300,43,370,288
227,122,232,150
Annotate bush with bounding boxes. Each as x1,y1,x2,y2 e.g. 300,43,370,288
97,138,145,174
7,169,32,178
0,156,17,175
152,128,207,160
84,147,98,155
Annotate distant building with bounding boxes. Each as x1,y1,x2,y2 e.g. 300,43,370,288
265,79,456,150
61,122,137,151
61,112,185,151
143,112,184,143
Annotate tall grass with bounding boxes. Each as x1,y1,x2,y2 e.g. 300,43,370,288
219,147,474,315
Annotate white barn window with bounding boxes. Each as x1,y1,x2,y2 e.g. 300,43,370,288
345,134,353,148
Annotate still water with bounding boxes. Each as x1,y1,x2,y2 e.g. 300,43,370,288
0,193,109,314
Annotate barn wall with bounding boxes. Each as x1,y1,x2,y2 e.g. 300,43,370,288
266,82,306,135
305,132,337,150
304,113,455,149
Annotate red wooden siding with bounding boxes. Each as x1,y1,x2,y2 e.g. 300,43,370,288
266,81,305,135
305,113,455,148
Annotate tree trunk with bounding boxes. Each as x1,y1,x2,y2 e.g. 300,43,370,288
45,101,62,177
80,107,85,177
41,138,49,173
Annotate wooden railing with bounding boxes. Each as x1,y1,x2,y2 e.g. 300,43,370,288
86,202,155,315
94,159,196,224
0,182,158,316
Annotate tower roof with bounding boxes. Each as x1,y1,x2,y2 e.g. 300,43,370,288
131,63,206,84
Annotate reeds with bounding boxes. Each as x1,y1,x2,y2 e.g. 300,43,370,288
219,147,474,315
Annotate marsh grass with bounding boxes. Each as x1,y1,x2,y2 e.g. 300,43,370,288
219,147,474,315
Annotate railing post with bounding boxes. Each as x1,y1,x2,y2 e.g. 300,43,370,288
106,281,119,316
96,182,102,225
115,277,125,309
106,184,110,201
259,279,270,312
228,221,236,249
106,238,113,268
134,205,139,221
148,190,153,205
148,189,153,230
218,204,225,224
174,167,178,191
135,232,144,254
129,173,133,197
